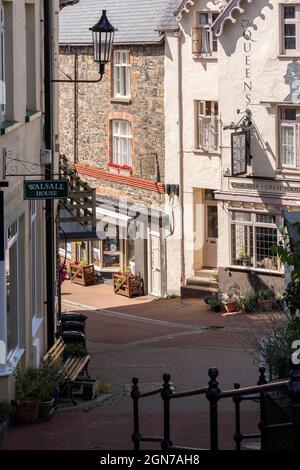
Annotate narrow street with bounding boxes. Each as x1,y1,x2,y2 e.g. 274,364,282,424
4,282,282,450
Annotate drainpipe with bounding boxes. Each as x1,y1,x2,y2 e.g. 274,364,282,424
0,188,10,377
74,48,78,164
177,30,185,287
44,0,55,348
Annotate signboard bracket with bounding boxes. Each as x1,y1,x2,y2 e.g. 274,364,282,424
2,148,60,180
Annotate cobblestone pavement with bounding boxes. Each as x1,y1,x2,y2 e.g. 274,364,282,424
4,282,282,450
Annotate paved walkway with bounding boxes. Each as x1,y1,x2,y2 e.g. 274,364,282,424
4,282,282,450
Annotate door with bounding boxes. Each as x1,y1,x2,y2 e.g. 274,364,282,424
149,231,162,297
204,202,218,267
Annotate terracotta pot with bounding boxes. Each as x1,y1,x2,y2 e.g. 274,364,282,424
222,298,238,313
15,400,39,425
259,299,273,311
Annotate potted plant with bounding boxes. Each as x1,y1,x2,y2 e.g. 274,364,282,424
36,361,63,422
13,366,40,425
237,291,258,313
0,401,13,449
207,298,223,312
222,286,239,313
258,288,274,311
239,246,251,266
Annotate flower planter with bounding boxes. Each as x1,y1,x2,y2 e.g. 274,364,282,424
39,398,55,422
113,273,144,298
258,299,273,311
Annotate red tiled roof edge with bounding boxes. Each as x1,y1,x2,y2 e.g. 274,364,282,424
75,164,165,194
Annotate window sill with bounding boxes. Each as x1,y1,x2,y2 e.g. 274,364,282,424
7,347,26,372
25,110,42,123
226,265,283,276
276,168,300,176
111,97,132,104
0,120,20,136
193,54,218,62
277,54,300,59
32,315,44,338
193,148,221,156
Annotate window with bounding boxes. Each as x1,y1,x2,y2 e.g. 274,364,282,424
195,100,219,152
31,201,37,318
6,221,19,354
0,4,5,120
25,3,36,112
192,12,218,56
281,5,300,54
279,107,300,168
230,211,281,271
112,120,132,167
92,227,121,269
113,51,131,98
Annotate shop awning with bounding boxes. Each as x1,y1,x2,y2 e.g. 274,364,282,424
96,207,134,228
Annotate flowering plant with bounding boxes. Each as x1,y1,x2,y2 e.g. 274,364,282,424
107,162,132,171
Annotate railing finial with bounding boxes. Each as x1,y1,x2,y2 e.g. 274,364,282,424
258,367,267,386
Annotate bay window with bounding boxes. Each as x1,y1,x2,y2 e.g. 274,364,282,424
279,107,300,168
112,120,132,167
230,211,281,271
195,100,219,152
113,50,131,98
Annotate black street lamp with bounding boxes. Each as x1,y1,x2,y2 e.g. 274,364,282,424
52,9,115,83
90,10,115,78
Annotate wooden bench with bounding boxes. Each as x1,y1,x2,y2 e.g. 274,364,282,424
43,338,91,405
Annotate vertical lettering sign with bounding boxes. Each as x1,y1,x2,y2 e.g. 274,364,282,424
231,131,249,176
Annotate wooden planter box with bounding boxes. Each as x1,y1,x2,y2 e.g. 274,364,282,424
70,263,96,286
113,273,144,298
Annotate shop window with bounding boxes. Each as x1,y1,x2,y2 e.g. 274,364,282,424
230,211,281,271
6,220,19,354
92,226,121,269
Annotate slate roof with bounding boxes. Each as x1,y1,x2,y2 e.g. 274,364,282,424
59,0,180,45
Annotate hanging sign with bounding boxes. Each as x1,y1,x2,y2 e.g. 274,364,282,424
231,131,250,176
24,180,69,200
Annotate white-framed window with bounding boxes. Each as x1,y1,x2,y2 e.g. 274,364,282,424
281,4,300,54
279,107,300,168
192,12,218,56
31,201,37,318
6,220,20,355
195,100,219,152
113,50,131,98
112,120,132,167
0,3,5,120
230,211,281,272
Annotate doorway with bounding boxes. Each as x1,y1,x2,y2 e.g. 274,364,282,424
204,190,218,268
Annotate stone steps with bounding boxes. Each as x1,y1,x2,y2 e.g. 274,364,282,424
182,271,219,299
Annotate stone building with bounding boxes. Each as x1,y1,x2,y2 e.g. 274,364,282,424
59,0,178,296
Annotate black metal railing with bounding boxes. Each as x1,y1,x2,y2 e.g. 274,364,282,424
131,360,300,450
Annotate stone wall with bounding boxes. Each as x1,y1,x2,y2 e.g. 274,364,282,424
59,44,165,207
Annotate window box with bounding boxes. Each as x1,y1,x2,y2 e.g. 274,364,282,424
107,162,133,175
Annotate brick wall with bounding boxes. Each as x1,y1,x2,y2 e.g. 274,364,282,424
59,44,165,207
